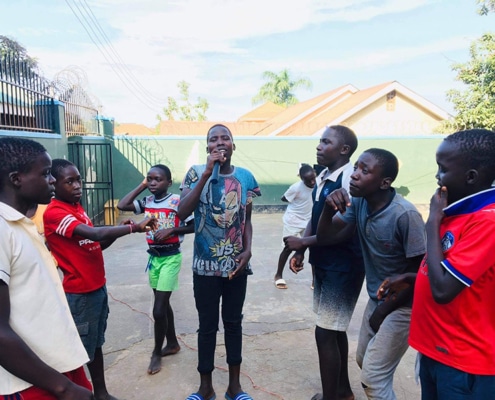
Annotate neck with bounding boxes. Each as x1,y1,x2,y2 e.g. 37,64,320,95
219,160,233,174
325,159,348,174
365,188,394,214
0,192,31,216
155,192,169,200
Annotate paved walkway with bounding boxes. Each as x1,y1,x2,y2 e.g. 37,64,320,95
101,213,421,400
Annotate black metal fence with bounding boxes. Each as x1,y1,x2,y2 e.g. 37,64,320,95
0,51,57,133
1,52,100,136
68,141,115,226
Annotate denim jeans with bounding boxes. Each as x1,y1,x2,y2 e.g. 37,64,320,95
356,298,411,400
420,354,495,400
193,273,247,374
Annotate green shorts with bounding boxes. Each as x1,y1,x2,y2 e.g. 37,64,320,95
148,253,182,292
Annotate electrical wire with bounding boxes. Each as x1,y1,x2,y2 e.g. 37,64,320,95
64,0,163,114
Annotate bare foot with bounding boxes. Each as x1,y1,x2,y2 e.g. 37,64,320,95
161,344,180,357
147,353,162,375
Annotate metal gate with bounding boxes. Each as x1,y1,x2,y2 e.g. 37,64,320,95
67,142,115,226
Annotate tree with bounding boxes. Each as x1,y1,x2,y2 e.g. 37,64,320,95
443,33,495,131
156,81,209,122
252,69,312,107
0,36,41,85
477,0,495,15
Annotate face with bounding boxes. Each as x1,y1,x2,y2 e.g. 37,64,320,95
435,140,470,204
17,152,55,205
207,126,235,158
349,152,389,198
301,170,316,189
316,128,346,168
211,190,239,228
54,165,83,204
147,167,171,198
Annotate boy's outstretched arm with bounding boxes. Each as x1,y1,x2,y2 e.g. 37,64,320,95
316,188,355,245
0,284,94,400
425,187,466,304
73,217,155,243
117,178,148,211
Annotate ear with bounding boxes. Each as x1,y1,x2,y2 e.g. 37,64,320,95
8,171,22,188
380,177,393,190
233,143,236,151
466,169,478,185
206,147,209,154
340,144,351,156
168,180,173,187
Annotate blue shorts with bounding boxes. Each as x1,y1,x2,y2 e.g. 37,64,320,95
66,285,109,361
313,267,364,331
419,354,495,400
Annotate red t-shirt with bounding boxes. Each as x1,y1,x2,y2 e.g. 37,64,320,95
44,198,105,294
410,188,495,375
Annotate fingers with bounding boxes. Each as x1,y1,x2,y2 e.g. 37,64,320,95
325,189,351,214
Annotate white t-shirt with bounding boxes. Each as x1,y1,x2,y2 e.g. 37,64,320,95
282,180,314,229
0,202,89,394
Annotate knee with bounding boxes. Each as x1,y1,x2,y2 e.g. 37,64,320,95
153,307,167,322
222,314,243,333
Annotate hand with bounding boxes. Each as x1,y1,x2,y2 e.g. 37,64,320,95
134,217,157,233
206,150,226,174
229,250,252,279
141,177,148,186
427,186,447,226
369,305,387,334
56,381,94,400
376,275,412,302
325,188,351,214
283,236,305,251
154,227,174,242
289,253,304,274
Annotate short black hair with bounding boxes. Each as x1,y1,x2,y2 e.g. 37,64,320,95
328,125,358,156
150,164,172,180
207,124,233,141
51,159,75,180
299,163,314,176
363,148,399,181
444,129,495,178
0,137,47,186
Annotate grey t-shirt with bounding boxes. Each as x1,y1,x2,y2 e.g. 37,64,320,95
338,190,426,300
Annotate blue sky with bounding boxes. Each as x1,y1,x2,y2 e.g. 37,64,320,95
3,0,495,126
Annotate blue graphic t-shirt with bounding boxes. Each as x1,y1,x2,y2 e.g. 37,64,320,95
181,165,261,277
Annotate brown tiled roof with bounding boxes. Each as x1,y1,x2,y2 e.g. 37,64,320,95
277,82,394,136
250,84,358,136
114,123,155,136
115,81,449,137
237,102,285,122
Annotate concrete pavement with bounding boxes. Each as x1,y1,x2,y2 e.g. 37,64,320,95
100,212,421,400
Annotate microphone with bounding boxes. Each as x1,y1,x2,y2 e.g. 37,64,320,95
211,162,220,184
210,150,225,184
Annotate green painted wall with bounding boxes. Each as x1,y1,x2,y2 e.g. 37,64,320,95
112,136,443,206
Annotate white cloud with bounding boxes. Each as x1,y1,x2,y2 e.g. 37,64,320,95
4,0,484,125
